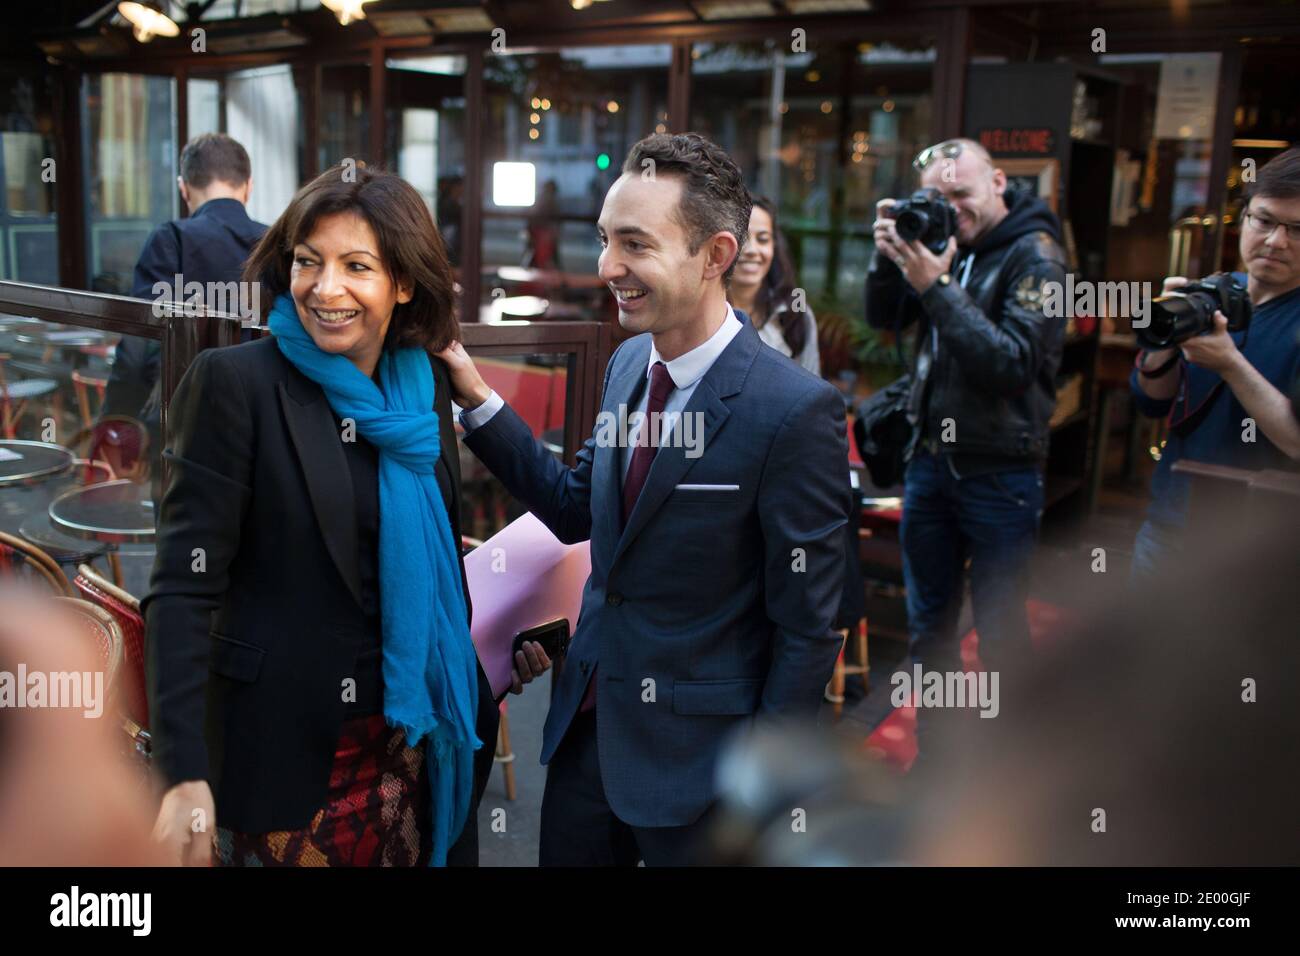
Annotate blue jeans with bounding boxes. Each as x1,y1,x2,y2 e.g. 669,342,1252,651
900,452,1044,681
1129,518,1183,587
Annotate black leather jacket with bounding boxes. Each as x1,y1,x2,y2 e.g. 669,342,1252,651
865,189,1068,470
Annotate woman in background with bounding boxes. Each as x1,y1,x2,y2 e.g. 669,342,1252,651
730,196,821,375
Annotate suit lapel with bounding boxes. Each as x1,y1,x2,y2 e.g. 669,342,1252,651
611,320,761,566
278,368,364,609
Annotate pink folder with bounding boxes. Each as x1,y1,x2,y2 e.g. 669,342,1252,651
465,512,591,698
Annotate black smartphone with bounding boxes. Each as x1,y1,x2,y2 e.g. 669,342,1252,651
511,618,570,662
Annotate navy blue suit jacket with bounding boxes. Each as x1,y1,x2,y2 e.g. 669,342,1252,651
103,198,267,426
464,316,851,828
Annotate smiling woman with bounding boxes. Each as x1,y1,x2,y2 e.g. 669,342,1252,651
143,165,552,869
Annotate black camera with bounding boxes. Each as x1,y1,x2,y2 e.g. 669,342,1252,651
891,188,958,256
1138,272,1252,350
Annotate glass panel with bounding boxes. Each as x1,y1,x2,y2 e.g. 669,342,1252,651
456,351,570,541
82,73,178,295
319,63,370,170
224,65,299,226
0,315,159,597
0,68,58,285
480,45,671,316
186,78,221,141
386,55,467,263
690,38,934,304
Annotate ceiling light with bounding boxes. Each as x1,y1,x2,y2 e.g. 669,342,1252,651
321,0,375,26
116,2,180,42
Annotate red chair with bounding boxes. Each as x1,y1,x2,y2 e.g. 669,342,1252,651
73,563,148,734
477,358,555,436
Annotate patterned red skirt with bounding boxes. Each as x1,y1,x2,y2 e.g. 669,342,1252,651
216,715,429,867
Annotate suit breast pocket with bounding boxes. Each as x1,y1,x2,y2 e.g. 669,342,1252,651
209,632,266,683
668,483,742,505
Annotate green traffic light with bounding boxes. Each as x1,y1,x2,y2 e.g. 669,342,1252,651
596,153,611,170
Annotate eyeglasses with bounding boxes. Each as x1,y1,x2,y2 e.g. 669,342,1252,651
1244,209,1300,241
912,141,963,171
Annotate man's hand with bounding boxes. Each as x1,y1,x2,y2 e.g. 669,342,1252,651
151,780,216,867
510,640,553,695
435,341,493,411
1180,311,1244,374
878,233,959,295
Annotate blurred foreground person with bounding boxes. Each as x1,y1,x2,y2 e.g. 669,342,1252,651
0,590,168,866
706,511,1299,865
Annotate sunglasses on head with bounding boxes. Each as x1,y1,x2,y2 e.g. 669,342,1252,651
912,141,963,171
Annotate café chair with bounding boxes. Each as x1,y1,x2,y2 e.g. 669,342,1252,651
50,596,124,697
825,619,870,720
0,352,59,440
0,530,75,596
71,370,108,434
74,563,148,732
496,699,517,801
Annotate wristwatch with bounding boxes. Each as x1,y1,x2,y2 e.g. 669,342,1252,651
936,273,952,287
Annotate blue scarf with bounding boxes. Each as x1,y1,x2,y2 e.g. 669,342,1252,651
269,293,479,866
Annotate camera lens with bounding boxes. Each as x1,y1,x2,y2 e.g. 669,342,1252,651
1141,292,1215,349
895,209,930,243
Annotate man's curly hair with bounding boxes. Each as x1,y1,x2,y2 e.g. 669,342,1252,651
622,132,752,284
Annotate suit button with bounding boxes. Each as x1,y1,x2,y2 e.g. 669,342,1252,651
606,593,623,607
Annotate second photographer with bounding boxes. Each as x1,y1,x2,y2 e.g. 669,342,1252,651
1130,147,1300,579
866,138,1067,763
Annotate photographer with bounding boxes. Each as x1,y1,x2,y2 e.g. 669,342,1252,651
865,138,1066,759
1130,147,1300,577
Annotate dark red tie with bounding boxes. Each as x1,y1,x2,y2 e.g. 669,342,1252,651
580,360,674,713
622,360,676,523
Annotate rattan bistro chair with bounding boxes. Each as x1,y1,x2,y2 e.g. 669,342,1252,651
0,530,75,596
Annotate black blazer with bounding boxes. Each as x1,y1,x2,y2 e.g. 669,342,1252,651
143,335,473,833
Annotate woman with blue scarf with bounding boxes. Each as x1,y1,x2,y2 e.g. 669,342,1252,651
144,165,551,866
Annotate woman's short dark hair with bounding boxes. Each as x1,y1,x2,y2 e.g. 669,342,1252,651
622,132,752,284
243,164,458,352
750,196,807,357
180,133,252,189
1245,146,1300,204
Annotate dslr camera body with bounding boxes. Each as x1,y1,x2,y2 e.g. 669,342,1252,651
1139,272,1252,350
891,187,958,256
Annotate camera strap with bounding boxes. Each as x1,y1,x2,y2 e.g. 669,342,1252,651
1169,380,1225,438
1168,325,1251,439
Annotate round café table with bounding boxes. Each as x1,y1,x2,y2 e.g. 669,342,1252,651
0,439,75,488
15,328,112,348
48,479,155,544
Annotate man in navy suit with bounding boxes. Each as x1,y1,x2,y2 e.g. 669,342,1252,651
439,133,850,866
103,132,268,439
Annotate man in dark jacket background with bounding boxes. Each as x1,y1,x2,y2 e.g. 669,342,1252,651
866,137,1067,760
102,133,267,445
